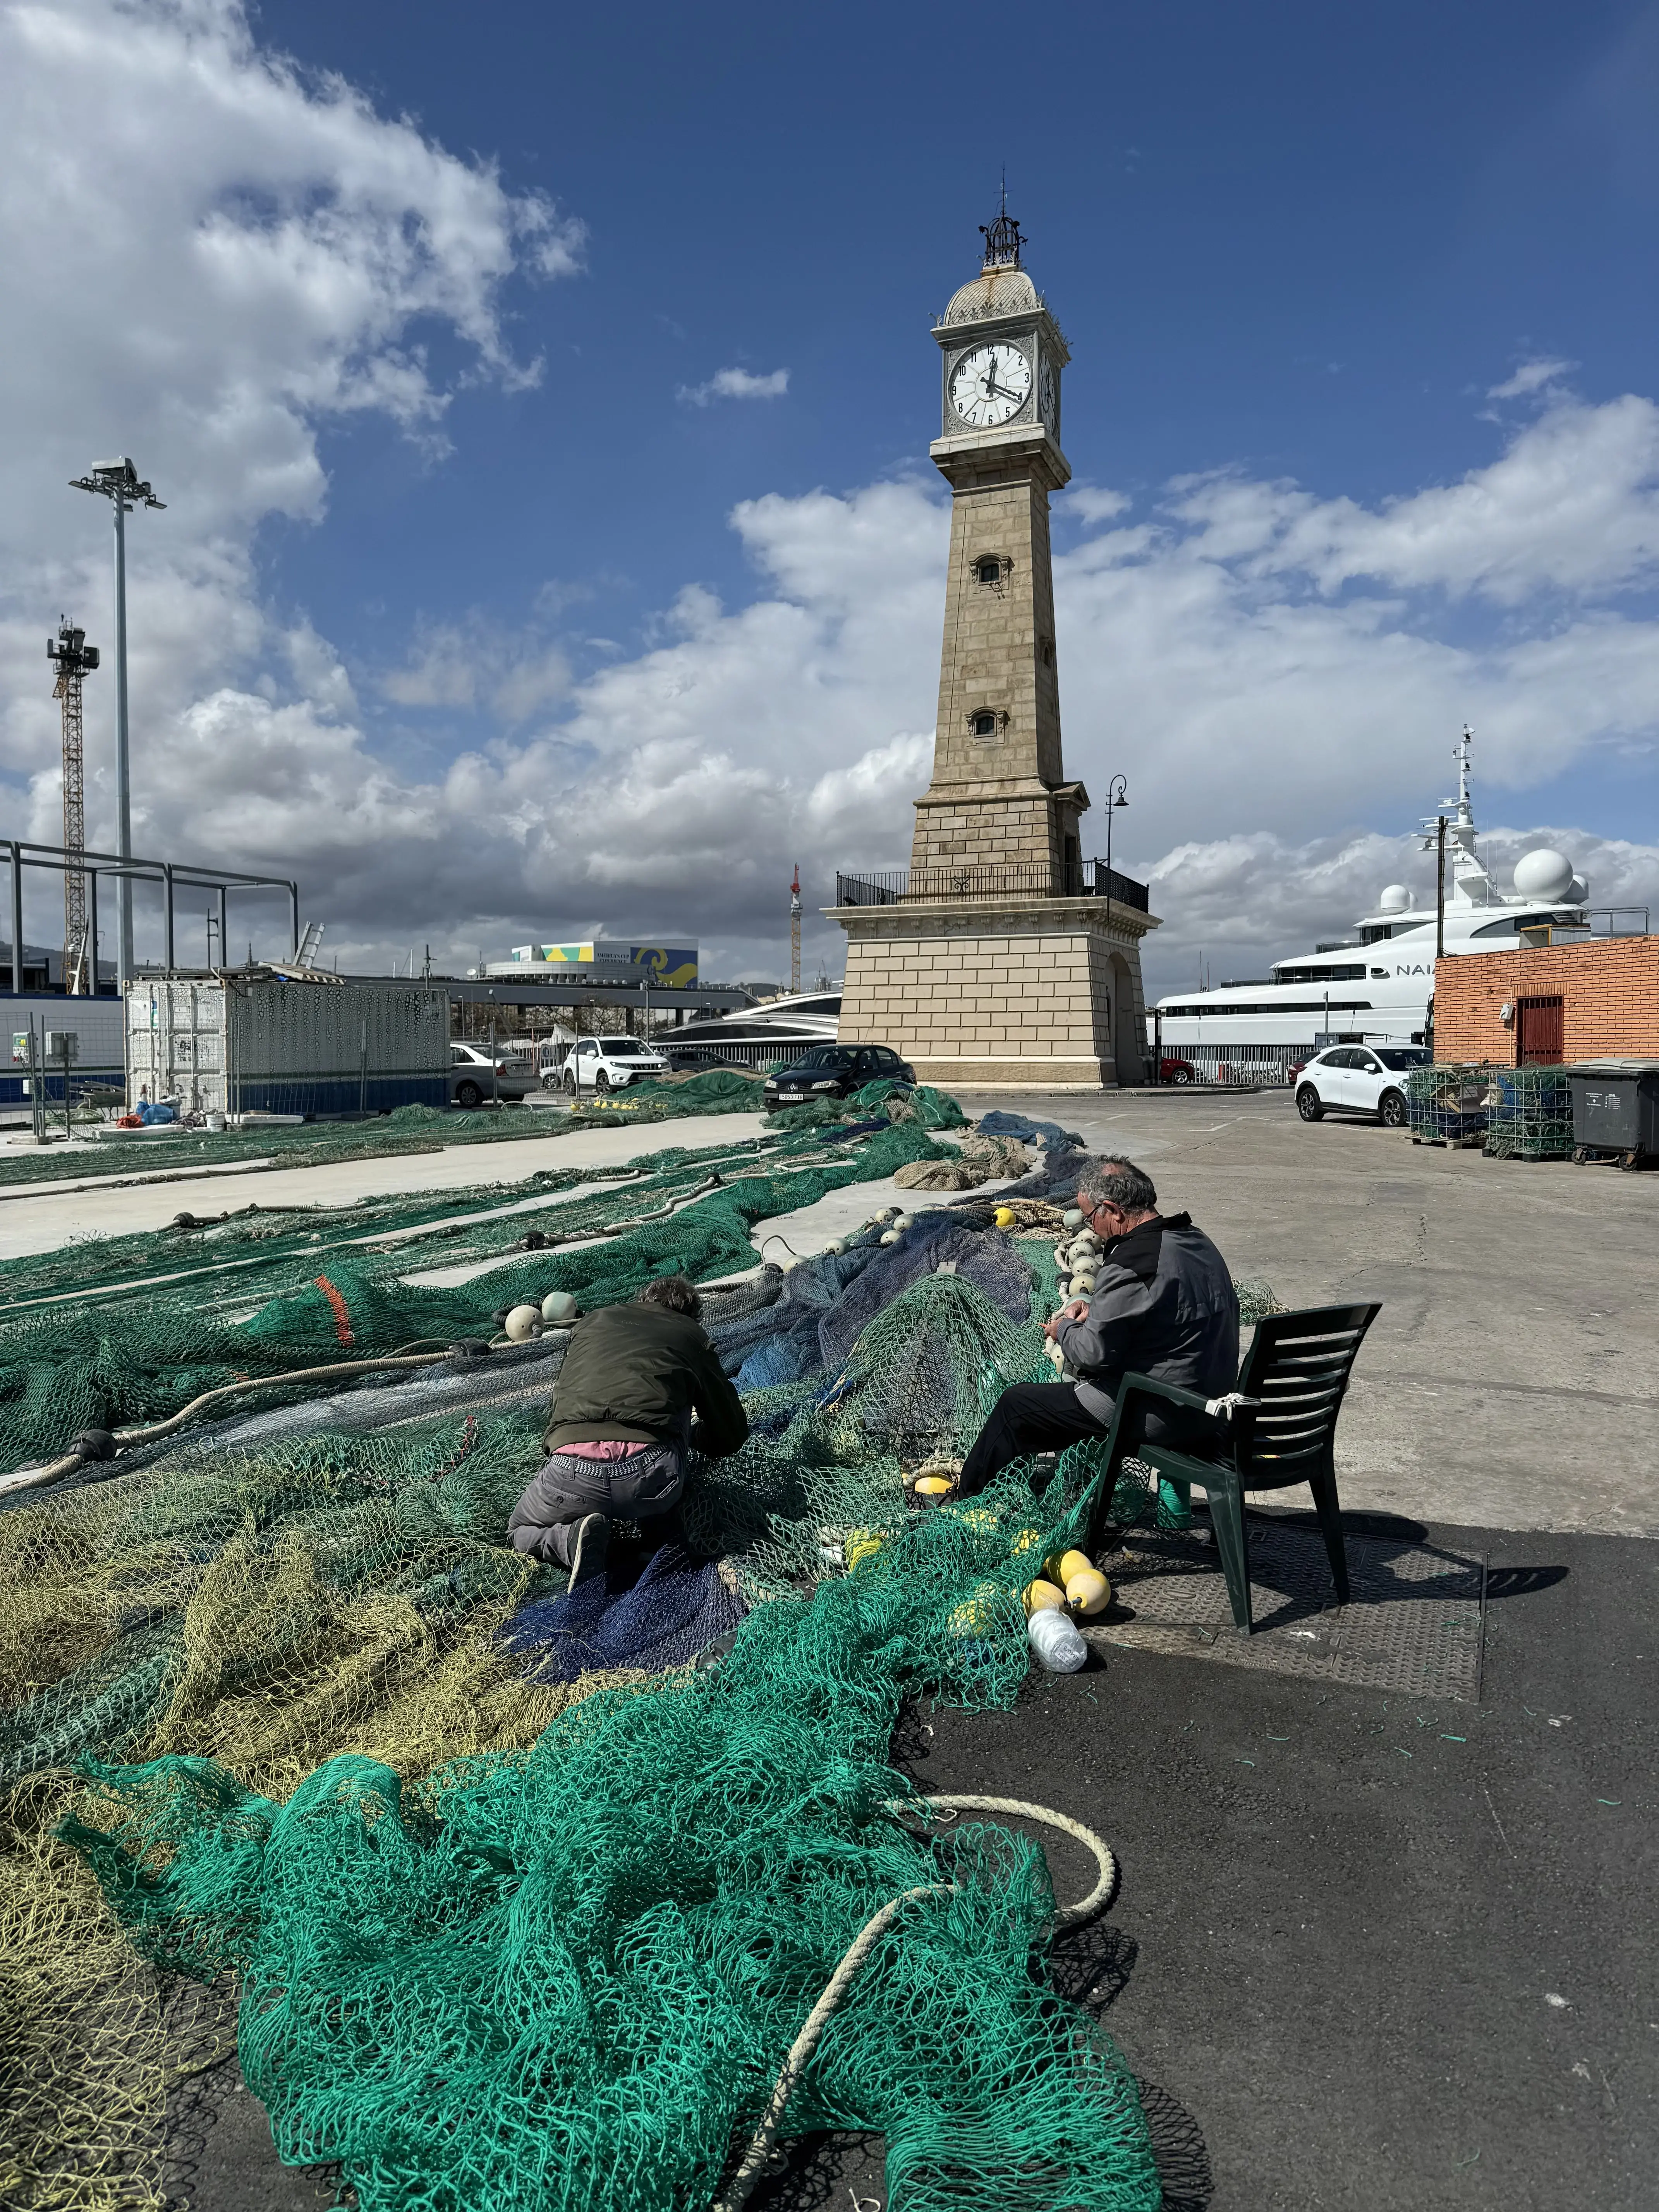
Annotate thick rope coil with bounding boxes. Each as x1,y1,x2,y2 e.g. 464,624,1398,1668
712,1795,1119,2212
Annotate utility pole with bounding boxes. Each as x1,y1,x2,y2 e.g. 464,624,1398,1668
1435,814,1448,963
47,620,100,992
69,458,165,987
790,864,802,994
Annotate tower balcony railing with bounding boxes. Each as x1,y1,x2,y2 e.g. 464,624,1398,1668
834,859,1149,912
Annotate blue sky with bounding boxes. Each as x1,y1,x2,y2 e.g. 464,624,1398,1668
2,0,1657,989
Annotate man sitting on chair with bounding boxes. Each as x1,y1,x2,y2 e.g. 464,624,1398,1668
956,1157,1239,1497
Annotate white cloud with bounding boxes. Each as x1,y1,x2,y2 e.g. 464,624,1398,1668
1,1,1655,989
380,617,572,722
677,366,790,406
1487,357,1578,401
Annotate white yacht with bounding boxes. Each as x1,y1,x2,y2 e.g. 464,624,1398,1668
1154,734,1593,1062
665,989,842,1070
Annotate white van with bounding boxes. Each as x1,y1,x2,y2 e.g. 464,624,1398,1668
543,1035,668,1094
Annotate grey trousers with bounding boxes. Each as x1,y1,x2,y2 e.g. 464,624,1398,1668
507,1443,685,1566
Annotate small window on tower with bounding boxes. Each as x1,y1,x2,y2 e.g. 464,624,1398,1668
971,711,998,738
974,557,1002,586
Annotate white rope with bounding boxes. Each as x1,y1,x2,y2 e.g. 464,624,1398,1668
711,1794,1118,2212
1204,1391,1259,1421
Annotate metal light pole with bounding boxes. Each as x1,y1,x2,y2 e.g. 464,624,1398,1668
1102,775,1128,900
1435,814,1448,963
69,459,165,988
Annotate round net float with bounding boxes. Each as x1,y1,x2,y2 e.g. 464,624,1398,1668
993,1205,1015,1228
912,1474,954,1497
1065,1568,1112,1617
1022,1577,1068,1618
502,1304,543,1342
1062,1208,1085,1228
539,1290,578,1326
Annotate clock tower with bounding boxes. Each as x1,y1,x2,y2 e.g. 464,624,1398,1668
914,204,1087,883
830,208,1159,1091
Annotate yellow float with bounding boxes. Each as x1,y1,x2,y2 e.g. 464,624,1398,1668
1065,1568,1112,1617
1022,1578,1068,1618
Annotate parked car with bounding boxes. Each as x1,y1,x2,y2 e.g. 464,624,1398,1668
1159,1056,1197,1084
763,1042,915,1111
450,1041,538,1108
1294,1046,1432,1127
553,1036,669,1095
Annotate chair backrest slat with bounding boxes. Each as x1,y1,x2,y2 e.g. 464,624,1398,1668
1234,1301,1381,1487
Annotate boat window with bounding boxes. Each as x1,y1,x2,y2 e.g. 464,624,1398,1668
1271,963,1367,984
1157,1000,1374,1018
1471,916,1525,938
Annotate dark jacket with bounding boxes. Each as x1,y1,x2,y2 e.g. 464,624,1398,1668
1054,1212,1238,1427
543,1301,749,1457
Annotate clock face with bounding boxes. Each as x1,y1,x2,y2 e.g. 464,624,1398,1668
950,343,1031,429
1039,355,1058,427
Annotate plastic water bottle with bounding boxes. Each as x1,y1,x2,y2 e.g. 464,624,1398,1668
1027,1607,1087,1673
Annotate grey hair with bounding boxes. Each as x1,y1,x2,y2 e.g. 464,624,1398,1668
1075,1157,1158,1217
639,1273,702,1319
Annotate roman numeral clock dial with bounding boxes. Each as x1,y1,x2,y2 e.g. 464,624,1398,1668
950,342,1031,427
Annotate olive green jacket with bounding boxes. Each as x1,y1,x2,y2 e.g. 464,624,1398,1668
542,1301,749,1457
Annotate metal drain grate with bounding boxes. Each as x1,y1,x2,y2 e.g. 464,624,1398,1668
1086,1522,1485,1701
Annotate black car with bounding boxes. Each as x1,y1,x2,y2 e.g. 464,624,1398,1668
763,1042,915,1109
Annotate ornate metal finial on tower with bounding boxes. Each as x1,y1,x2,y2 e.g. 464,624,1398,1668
979,175,1023,271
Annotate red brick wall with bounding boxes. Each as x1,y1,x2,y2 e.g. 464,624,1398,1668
1434,938,1659,1063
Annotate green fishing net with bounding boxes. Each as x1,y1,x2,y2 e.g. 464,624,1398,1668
0,1090,1256,2212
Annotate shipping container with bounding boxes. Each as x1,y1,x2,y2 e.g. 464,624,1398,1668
125,978,450,1117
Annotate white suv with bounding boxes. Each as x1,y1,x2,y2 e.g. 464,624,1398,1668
1295,1046,1431,1128
553,1036,668,1094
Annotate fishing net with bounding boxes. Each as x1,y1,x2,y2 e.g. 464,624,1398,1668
0,1124,941,1477
0,1096,723,1195
1481,1066,1574,1160
2,1083,1265,2212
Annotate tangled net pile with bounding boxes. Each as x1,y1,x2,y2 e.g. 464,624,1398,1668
0,1094,1255,2211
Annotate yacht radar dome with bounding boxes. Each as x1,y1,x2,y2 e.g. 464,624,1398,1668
1377,883,1412,914
1567,872,1589,903
1513,849,1575,901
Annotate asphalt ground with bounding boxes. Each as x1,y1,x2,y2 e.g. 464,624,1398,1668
52,1084,1659,2207
173,1509,1655,2212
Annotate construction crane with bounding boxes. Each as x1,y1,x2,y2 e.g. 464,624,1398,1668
47,619,100,994
790,864,802,994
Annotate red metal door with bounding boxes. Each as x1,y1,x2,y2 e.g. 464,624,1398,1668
1517,995,1564,1065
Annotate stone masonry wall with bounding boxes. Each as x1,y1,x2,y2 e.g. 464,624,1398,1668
837,904,1153,1089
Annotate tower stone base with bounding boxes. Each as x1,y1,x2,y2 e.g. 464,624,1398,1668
831,895,1157,1091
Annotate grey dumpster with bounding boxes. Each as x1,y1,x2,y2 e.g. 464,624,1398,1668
1567,1061,1659,1168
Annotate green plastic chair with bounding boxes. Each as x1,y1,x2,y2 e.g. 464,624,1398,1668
1083,1302,1382,1634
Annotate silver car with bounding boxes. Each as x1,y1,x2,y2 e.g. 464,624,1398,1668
450,1041,537,1108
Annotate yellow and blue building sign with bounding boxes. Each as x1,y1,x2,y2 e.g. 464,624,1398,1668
510,942,698,989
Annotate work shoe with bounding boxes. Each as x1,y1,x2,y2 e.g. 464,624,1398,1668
565,1514,610,1589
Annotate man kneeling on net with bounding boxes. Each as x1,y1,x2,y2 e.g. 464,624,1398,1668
507,1273,748,1585
955,1156,1238,1500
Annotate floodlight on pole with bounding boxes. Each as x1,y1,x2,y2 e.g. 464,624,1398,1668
69,457,165,986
